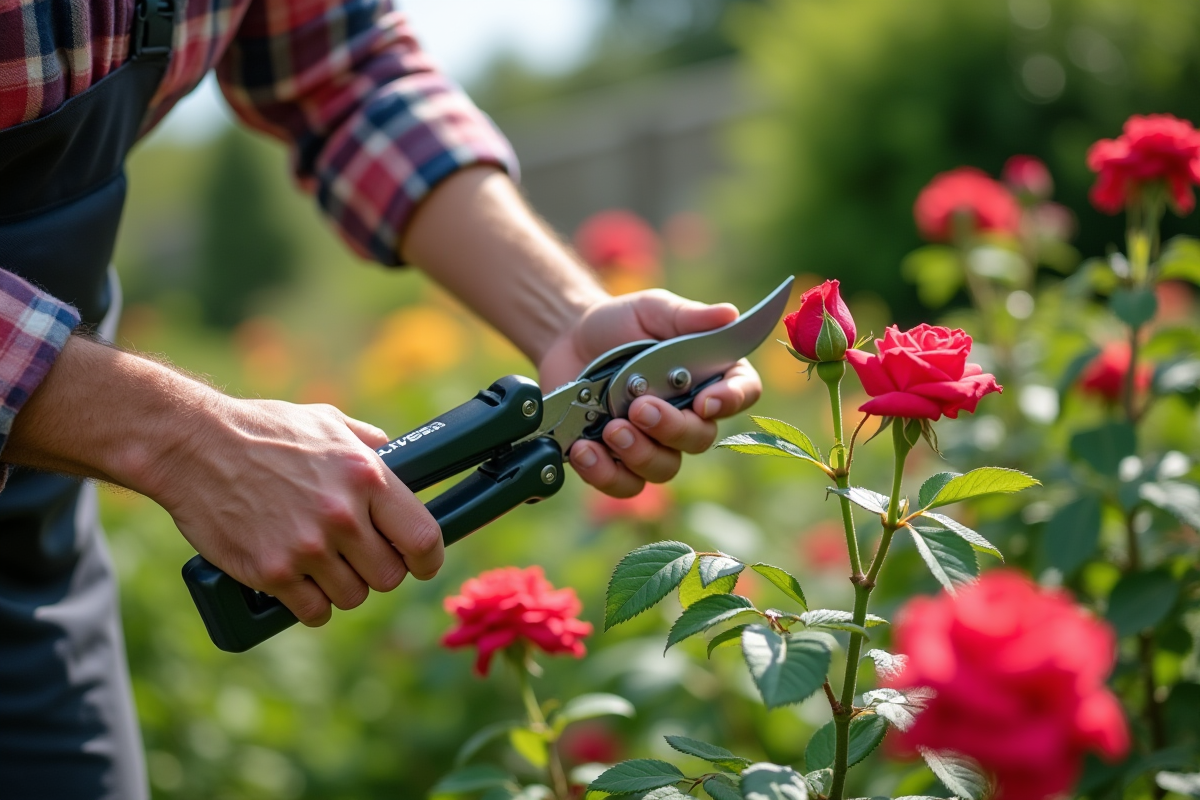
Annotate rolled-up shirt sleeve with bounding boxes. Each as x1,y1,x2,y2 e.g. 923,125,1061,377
216,0,519,266
0,269,81,456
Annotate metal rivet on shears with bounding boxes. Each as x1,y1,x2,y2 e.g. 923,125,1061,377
521,399,538,417
585,410,599,422
540,465,558,484
627,375,649,398
668,367,692,390
578,387,593,403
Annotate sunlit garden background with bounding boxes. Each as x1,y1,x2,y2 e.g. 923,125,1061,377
104,0,1200,797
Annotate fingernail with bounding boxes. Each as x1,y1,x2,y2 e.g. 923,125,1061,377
634,404,661,428
702,398,723,418
611,428,636,449
574,446,598,468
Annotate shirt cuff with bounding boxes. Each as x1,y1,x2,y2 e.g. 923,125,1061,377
0,269,81,459
313,70,520,266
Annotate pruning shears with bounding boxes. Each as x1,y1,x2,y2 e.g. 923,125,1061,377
182,277,795,652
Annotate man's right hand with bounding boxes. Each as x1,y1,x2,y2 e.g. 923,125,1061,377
4,335,444,626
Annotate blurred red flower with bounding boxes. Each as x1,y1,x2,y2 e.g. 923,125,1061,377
574,210,661,273
1002,155,1054,201
1078,342,1152,402
1087,114,1200,214
913,167,1021,242
1156,280,1196,322
846,324,1001,420
797,520,849,572
442,566,592,676
558,721,624,765
588,483,671,525
888,571,1129,800
783,279,857,362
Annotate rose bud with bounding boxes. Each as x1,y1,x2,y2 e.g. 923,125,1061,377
783,279,856,362
1002,155,1054,201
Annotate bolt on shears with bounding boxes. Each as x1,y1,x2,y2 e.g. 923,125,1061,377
183,277,794,652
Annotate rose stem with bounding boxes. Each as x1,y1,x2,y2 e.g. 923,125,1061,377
515,654,570,800
821,361,863,579
829,420,912,800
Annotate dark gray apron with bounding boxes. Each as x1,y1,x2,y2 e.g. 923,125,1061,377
0,2,173,797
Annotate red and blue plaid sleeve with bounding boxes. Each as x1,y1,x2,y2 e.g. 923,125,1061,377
0,269,81,456
215,0,518,266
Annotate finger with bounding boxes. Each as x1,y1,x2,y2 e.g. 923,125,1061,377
338,523,410,593
273,577,333,628
370,472,445,580
601,420,682,484
632,293,739,340
341,412,389,449
694,360,763,420
628,397,717,454
569,440,647,497
308,556,372,611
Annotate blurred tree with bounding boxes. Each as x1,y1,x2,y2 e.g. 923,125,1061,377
195,128,297,327
722,0,1200,320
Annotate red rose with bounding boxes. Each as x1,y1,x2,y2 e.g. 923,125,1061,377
845,324,1001,420
574,210,661,273
913,167,1021,242
1002,155,1054,201
1087,114,1200,214
442,566,593,676
1078,342,1152,402
783,279,857,361
887,571,1129,800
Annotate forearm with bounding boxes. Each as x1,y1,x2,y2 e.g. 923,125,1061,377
400,166,609,365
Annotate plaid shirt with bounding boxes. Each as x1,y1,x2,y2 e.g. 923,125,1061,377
0,0,517,457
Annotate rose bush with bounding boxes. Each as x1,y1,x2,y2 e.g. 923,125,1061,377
887,571,1129,800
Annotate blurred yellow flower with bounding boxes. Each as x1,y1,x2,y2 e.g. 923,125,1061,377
235,317,294,395
356,305,467,397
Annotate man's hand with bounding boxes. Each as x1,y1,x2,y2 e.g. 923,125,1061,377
537,290,763,498
5,336,444,627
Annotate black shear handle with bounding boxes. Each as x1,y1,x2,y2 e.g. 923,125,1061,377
182,376,558,654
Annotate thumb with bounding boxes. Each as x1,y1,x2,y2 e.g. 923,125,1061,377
670,300,739,337
341,413,390,449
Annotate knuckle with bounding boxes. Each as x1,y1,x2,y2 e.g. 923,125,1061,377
373,559,408,592
315,493,358,530
293,596,331,627
333,583,369,611
406,517,443,557
342,450,382,487
258,557,296,588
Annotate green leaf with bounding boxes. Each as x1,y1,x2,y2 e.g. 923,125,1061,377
1106,569,1180,637
666,594,756,650
679,559,739,608
510,727,548,769
699,555,745,587
1070,422,1137,478
740,762,810,800
588,760,685,795
1058,345,1103,402
1159,235,1200,284
480,788,517,800
432,765,514,795
1111,287,1158,328
552,693,635,734
455,721,521,767
863,687,934,732
803,769,832,796
741,626,831,709
707,625,748,658
1140,481,1200,528
605,541,696,630
902,244,963,308
750,563,808,610
799,609,888,636
908,526,979,592
862,648,908,681
920,512,1003,560
805,714,888,771
918,472,958,510
702,774,742,800
633,788,690,800
828,487,890,515
716,432,823,465
1156,772,1200,797
1156,359,1200,396
918,748,992,800
663,735,751,772
1041,494,1102,575
749,416,822,461
921,467,1039,509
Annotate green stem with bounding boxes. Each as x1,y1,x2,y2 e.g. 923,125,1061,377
824,366,863,578
513,653,569,800
829,422,912,800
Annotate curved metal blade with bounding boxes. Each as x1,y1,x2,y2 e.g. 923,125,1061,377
605,276,796,418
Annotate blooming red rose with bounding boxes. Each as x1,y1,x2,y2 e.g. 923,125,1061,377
1003,155,1054,201
1087,114,1200,214
574,210,661,273
783,279,857,361
887,571,1129,800
442,566,593,676
1078,342,1152,402
845,324,1001,420
913,167,1021,242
